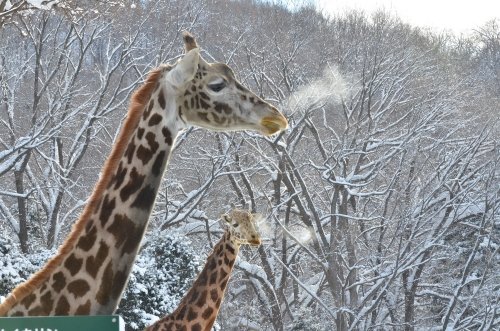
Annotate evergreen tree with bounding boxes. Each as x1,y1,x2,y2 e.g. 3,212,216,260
117,233,200,331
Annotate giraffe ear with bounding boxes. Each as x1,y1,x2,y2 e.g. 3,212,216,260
167,48,200,88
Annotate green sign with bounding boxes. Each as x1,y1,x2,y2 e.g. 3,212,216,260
0,315,124,331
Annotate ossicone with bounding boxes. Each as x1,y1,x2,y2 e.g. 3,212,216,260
182,31,198,52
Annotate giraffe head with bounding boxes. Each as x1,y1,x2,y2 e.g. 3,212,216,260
165,32,288,136
221,209,261,246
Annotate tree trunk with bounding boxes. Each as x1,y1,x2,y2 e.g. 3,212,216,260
14,169,29,254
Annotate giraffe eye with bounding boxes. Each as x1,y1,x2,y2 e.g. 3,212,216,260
208,81,226,92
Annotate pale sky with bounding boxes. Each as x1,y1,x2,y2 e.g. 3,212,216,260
317,0,500,34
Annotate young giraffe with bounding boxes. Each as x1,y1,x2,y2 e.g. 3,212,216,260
0,32,287,317
144,210,261,331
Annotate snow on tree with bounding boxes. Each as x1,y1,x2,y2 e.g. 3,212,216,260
116,233,200,331
1,1,499,330
0,242,54,304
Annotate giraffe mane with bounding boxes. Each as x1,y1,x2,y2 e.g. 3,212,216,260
0,66,167,316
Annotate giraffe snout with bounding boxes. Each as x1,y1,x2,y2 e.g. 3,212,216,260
260,106,288,135
249,237,262,246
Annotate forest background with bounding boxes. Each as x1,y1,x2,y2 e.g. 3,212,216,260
0,0,499,330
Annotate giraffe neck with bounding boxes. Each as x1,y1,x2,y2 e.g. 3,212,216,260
145,231,238,331
1,66,183,316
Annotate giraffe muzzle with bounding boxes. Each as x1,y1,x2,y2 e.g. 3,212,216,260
260,115,288,135
249,238,262,246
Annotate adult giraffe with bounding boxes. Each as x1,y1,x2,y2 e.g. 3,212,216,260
0,32,287,317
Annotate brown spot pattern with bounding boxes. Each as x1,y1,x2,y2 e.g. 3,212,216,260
219,269,228,281
76,225,97,251
111,269,128,299
226,244,235,255
21,293,36,309
112,161,128,190
210,288,218,302
208,257,216,270
55,296,70,315
200,98,210,110
28,305,44,316
40,291,54,313
189,289,199,304
212,113,225,125
194,94,200,109
124,140,136,164
162,127,173,145
152,151,166,177
64,253,83,276
136,132,159,165
202,307,214,319
198,112,209,122
96,262,113,305
67,279,90,298
177,305,187,320
197,268,208,284
199,91,209,100
137,127,145,139
52,271,66,292
99,195,116,227
209,271,217,285
120,167,146,202
75,300,91,315
214,102,231,114
143,100,154,120
86,240,110,278
196,290,207,307
148,113,163,126
187,308,197,321
108,214,136,250
131,185,156,211
158,90,166,109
